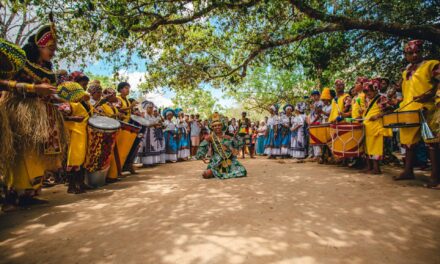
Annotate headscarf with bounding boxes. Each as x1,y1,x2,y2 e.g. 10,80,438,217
335,79,345,86
162,108,175,118
355,76,369,84
283,104,294,113
363,78,382,92
141,100,155,109
269,104,279,113
88,83,102,95
295,102,307,113
35,24,56,48
102,88,116,99
404,40,424,53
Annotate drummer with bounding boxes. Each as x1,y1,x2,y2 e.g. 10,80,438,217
57,81,94,194
351,77,369,120
87,82,102,106
96,88,123,120
362,79,392,174
396,40,440,188
329,79,352,123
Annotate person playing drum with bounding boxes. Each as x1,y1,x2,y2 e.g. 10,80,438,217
396,40,440,188
329,79,352,123
116,82,132,122
351,77,369,119
362,79,392,174
57,82,94,194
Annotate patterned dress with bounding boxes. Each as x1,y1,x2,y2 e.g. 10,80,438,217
264,115,281,156
290,114,306,158
280,114,292,155
196,134,247,179
139,114,165,165
177,119,191,159
163,119,178,162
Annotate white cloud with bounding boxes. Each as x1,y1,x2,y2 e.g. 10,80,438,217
143,93,174,108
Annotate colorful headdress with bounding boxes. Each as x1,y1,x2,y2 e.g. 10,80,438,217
162,108,175,118
102,88,116,99
269,104,279,113
334,79,345,86
57,82,87,102
311,90,320,96
363,78,382,92
88,83,102,95
320,87,332,100
209,112,227,131
295,102,307,113
283,104,294,113
404,40,424,53
35,24,56,48
141,100,155,109
174,107,183,117
355,76,369,84
0,38,26,75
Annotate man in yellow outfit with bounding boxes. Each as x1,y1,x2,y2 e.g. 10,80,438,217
57,82,94,194
351,77,369,120
396,40,440,188
116,82,132,122
329,79,352,123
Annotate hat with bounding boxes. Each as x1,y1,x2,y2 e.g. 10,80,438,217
320,88,332,100
311,90,320,96
283,104,294,112
162,108,175,118
57,82,87,102
0,38,26,76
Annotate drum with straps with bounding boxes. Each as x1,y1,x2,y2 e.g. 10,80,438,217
84,116,120,187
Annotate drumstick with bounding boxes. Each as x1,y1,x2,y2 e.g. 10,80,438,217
393,88,435,112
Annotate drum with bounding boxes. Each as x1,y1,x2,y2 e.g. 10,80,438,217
123,115,149,170
84,116,120,187
309,123,331,145
108,121,141,179
382,110,420,128
330,123,364,158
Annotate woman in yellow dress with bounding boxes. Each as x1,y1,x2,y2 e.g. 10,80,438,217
3,22,67,206
395,40,440,187
57,82,94,194
362,79,392,174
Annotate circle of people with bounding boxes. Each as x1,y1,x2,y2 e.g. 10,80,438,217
0,20,439,211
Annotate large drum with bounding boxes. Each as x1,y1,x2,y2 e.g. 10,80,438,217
123,115,149,170
382,110,420,128
309,123,331,145
108,121,141,179
330,123,364,158
84,116,120,187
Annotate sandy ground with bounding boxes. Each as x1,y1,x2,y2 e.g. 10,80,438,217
0,157,440,264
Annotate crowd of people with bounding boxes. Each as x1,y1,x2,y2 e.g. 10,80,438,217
0,18,439,212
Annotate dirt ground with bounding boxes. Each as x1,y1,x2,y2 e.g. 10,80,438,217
0,157,439,264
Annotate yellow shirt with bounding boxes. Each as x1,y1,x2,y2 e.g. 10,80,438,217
65,101,94,166
329,93,350,122
98,102,120,120
363,95,385,157
117,95,131,122
400,60,439,145
351,92,366,119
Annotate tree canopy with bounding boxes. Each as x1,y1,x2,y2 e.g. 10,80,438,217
2,0,439,110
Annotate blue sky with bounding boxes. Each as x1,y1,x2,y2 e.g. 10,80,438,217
84,58,237,107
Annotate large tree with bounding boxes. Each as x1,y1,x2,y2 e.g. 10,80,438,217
2,0,439,91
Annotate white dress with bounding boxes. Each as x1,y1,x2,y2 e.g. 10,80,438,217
290,114,306,158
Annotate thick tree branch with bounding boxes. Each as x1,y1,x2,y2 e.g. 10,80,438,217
205,24,345,80
290,0,440,44
131,0,261,32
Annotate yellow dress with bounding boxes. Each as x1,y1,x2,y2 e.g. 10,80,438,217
363,96,386,159
65,101,93,167
98,102,120,119
400,60,440,145
351,92,366,120
117,95,131,122
329,93,350,122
